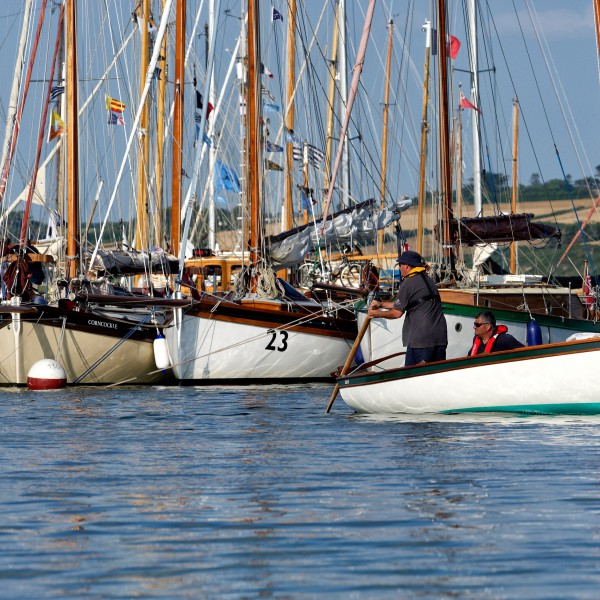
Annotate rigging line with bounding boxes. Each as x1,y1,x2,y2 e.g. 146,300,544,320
72,310,154,384
89,0,174,273
524,0,600,204
271,1,328,148
487,2,559,221
54,316,67,364
554,149,597,278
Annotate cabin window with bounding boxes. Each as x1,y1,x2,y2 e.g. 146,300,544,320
203,266,222,292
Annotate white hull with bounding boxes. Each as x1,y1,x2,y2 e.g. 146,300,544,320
166,306,353,381
0,308,169,385
339,339,600,414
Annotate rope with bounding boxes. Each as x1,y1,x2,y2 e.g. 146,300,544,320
72,310,154,384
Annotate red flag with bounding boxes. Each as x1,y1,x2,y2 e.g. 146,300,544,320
449,35,461,59
459,91,482,114
584,276,595,307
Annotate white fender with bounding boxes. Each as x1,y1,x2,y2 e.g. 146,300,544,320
153,333,171,370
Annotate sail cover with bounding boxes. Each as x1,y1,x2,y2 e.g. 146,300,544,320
266,198,409,269
445,213,561,245
85,248,179,276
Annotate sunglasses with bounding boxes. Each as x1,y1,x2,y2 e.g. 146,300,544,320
473,321,489,328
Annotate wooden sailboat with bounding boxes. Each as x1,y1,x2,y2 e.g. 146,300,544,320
0,1,174,385
164,0,358,383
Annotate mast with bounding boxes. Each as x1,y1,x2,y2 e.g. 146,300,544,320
66,0,79,279
324,1,339,193
155,0,167,245
338,0,350,207
321,0,376,225
417,19,432,256
510,97,519,274
378,18,394,252
135,0,151,251
467,0,481,216
247,0,262,291
171,0,186,252
208,0,218,250
437,0,454,268
283,0,296,232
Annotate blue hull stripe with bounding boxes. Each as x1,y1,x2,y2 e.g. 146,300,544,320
441,403,600,415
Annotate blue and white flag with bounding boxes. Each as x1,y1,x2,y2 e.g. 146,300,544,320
108,111,124,126
50,85,64,100
215,160,241,192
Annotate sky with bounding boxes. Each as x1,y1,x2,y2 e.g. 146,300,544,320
0,0,599,235
366,0,600,191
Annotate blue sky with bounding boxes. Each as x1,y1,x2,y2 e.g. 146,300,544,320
1,0,599,233
390,0,600,188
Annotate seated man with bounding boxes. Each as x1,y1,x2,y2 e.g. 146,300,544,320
469,310,524,355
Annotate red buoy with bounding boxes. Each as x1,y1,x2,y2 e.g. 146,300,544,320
27,359,67,390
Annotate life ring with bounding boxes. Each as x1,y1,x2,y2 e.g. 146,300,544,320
361,260,379,292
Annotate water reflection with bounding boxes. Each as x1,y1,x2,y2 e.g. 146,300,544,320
1,384,599,597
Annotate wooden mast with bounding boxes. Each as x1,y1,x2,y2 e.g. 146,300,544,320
155,0,167,245
510,97,519,274
437,0,454,269
283,0,296,232
171,0,186,252
378,18,394,252
417,19,432,256
247,0,262,291
455,105,463,217
324,1,339,195
66,0,79,280
135,0,151,251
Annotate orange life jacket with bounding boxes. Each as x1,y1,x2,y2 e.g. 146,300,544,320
469,324,508,356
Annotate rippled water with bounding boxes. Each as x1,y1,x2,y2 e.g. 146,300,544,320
1,384,599,598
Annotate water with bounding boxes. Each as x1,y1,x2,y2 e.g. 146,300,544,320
1,384,599,599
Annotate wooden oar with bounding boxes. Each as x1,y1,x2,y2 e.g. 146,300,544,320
326,315,371,413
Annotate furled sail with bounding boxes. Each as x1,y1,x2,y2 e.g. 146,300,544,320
439,213,561,246
85,248,179,276
266,198,409,269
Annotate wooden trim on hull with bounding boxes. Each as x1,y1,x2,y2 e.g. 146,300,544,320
180,300,357,340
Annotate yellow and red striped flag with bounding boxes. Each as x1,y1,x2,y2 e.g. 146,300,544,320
105,94,126,113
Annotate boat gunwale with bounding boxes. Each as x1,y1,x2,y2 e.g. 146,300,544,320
338,336,600,387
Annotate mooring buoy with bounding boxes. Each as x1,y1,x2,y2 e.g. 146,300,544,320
27,359,67,390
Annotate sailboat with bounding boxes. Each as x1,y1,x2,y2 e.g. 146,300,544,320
0,1,175,385
163,0,364,383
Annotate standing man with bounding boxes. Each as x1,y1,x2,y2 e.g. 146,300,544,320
469,310,524,355
368,250,447,367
